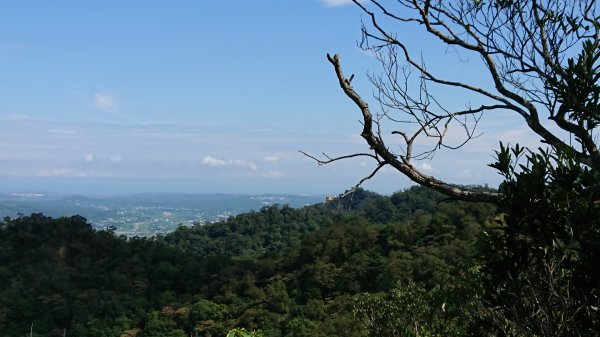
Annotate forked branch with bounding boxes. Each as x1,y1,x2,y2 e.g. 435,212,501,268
325,53,500,203
309,0,598,203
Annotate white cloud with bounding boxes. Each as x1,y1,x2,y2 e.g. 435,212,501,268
201,156,228,166
47,129,76,135
84,154,94,162
457,169,472,178
201,156,258,171
264,156,280,162
416,162,433,171
319,0,364,7
235,159,258,171
93,91,118,112
497,127,544,148
110,156,123,163
0,114,44,122
35,167,120,178
37,167,87,177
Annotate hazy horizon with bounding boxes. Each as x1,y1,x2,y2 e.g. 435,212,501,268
1,1,536,196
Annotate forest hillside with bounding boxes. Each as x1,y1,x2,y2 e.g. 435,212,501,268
0,186,496,337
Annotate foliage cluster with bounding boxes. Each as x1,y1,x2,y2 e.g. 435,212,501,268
482,144,600,336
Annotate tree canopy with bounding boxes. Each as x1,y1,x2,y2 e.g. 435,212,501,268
0,187,496,336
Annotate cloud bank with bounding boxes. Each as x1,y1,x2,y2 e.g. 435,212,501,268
201,156,258,171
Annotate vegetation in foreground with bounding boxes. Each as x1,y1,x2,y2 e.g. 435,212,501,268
0,186,496,336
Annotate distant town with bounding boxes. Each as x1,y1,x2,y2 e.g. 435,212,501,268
0,192,324,237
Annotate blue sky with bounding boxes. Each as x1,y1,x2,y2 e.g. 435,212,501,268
0,0,542,195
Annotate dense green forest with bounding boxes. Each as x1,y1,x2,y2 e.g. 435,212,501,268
0,186,496,337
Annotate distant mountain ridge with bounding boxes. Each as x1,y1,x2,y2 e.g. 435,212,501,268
0,192,325,236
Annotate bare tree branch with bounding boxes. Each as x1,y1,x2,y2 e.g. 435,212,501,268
308,0,599,204
298,150,380,165
354,0,595,167
326,53,500,203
